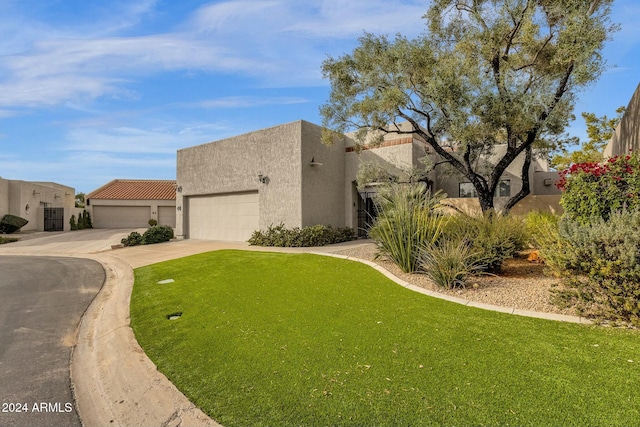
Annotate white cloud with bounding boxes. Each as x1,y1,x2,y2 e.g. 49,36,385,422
0,0,431,109
64,124,226,154
196,96,309,109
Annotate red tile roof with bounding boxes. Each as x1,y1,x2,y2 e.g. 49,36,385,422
87,179,176,200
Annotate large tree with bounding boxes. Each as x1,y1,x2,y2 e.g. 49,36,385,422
321,0,617,212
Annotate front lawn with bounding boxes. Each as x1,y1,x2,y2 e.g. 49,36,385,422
131,250,640,427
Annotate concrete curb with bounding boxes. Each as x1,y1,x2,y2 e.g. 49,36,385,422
71,253,219,427
310,251,593,325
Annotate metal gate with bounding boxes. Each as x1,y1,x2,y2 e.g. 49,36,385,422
357,192,378,238
44,207,64,232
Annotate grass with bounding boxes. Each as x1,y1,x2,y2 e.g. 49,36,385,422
0,236,18,244
131,250,640,427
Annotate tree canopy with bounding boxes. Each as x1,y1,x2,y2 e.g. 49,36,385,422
321,0,617,212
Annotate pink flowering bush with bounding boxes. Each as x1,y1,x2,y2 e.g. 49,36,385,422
557,151,640,224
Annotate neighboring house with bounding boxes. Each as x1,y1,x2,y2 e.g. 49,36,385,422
176,120,560,241
86,179,177,228
0,177,76,232
605,82,640,157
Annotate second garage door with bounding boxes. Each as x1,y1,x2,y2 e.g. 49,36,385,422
92,206,150,228
187,192,259,241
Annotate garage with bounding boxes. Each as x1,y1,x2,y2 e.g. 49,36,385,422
158,206,176,227
92,206,150,228
86,179,177,229
187,192,259,241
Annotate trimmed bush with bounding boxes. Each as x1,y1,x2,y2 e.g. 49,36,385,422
368,183,447,273
142,225,174,244
148,219,158,227
70,215,77,230
543,210,640,326
0,214,28,234
248,224,355,247
122,231,144,247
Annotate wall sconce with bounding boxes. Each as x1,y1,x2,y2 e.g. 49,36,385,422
177,206,182,211
177,186,182,193
54,194,61,199
32,190,41,195
65,192,71,196
309,157,323,167
258,174,269,184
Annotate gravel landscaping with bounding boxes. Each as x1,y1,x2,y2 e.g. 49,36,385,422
332,242,576,316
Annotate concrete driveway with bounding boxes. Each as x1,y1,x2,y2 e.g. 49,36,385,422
0,256,104,427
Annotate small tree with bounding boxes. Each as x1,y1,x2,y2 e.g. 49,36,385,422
321,0,617,213
551,106,626,170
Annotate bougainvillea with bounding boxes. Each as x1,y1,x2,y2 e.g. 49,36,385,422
557,151,640,224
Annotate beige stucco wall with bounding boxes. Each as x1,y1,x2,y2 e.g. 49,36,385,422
343,137,418,228
433,146,557,199
2,180,75,232
299,121,346,227
0,178,9,219
605,82,640,157
177,121,307,238
442,194,562,216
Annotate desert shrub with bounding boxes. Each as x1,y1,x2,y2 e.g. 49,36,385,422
69,215,77,231
148,219,158,227
418,238,485,288
557,152,640,224
544,210,640,326
143,225,174,244
523,210,560,251
368,183,447,273
0,214,28,234
440,211,527,273
121,231,144,247
248,224,355,247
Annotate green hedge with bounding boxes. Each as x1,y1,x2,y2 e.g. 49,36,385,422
248,224,356,247
121,225,174,246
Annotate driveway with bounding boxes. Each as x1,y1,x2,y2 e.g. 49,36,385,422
0,256,104,427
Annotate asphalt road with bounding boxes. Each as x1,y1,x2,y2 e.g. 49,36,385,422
0,256,104,427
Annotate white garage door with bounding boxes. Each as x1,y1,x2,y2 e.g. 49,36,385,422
93,206,150,228
187,192,259,241
158,206,176,228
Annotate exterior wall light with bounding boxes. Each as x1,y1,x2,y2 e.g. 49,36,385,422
258,174,269,184
309,157,323,166
177,186,182,193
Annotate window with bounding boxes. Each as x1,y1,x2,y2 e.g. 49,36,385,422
458,180,511,198
459,182,478,198
497,180,511,197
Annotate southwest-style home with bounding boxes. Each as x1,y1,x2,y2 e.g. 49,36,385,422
0,177,76,232
176,120,560,241
86,179,177,228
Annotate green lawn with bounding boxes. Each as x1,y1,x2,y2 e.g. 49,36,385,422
131,250,640,427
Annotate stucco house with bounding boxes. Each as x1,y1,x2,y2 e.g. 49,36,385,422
605,82,640,157
0,177,76,232
176,120,560,241
86,179,177,228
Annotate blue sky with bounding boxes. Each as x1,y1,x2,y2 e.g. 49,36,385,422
1,0,639,194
